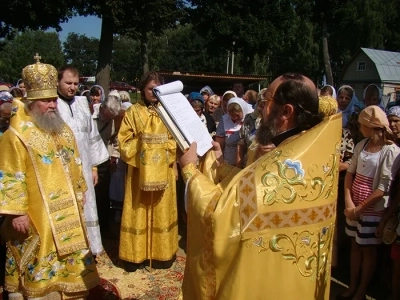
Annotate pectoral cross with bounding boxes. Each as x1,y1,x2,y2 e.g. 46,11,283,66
33,53,41,63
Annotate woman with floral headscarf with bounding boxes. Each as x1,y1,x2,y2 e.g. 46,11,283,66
340,105,400,300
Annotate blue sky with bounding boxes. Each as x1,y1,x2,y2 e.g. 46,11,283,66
56,15,102,42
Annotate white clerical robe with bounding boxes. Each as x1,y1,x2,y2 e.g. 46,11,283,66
58,95,109,254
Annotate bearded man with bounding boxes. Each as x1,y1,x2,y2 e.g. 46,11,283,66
179,73,342,299
0,59,99,300
57,65,109,255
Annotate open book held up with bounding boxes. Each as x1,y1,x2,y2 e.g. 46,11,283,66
152,81,213,156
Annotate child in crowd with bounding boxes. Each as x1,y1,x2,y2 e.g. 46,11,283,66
340,105,400,300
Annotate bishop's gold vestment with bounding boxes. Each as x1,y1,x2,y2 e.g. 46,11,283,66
0,100,99,298
182,114,342,299
118,101,178,263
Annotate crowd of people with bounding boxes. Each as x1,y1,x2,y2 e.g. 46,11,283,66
0,56,400,300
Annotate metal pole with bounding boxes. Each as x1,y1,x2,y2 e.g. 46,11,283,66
231,51,234,74
231,41,235,74
226,51,230,74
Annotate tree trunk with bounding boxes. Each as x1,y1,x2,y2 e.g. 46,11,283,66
96,15,114,96
141,32,149,74
322,19,334,86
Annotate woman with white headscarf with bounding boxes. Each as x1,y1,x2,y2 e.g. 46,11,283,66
89,84,105,114
337,85,358,128
320,84,337,99
363,83,384,109
215,97,253,165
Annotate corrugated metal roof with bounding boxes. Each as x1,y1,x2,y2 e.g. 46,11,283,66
362,48,400,82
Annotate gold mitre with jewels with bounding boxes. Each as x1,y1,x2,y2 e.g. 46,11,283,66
22,53,58,101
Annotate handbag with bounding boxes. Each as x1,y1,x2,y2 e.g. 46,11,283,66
382,214,399,245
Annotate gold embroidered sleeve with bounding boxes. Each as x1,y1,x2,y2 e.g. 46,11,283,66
182,163,199,183
0,132,29,215
217,163,241,186
118,107,140,168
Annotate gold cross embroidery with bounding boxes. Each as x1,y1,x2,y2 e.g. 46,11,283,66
34,53,41,63
151,152,161,164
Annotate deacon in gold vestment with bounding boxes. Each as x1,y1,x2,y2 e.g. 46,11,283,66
0,59,99,300
118,72,178,271
179,74,342,299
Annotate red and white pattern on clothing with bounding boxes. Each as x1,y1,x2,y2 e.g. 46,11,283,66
351,173,384,217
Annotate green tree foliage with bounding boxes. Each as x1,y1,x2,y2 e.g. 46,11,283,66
148,24,227,73
63,33,99,76
383,0,400,51
0,31,64,83
1,0,185,92
111,36,141,83
0,0,75,37
187,0,319,77
76,0,185,94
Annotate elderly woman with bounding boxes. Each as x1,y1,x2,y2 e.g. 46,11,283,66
215,97,253,166
188,92,216,135
337,85,364,144
337,85,358,127
200,85,214,104
236,88,266,168
212,90,236,126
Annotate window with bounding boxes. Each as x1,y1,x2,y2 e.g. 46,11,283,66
357,61,366,71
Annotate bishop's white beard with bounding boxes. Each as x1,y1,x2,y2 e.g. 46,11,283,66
30,106,65,134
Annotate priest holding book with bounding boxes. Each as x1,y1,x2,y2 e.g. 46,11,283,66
179,73,342,299
118,71,178,272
